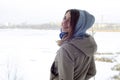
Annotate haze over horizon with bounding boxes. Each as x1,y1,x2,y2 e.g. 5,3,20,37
0,0,120,25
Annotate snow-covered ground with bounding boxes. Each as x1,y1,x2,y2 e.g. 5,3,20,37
0,29,120,80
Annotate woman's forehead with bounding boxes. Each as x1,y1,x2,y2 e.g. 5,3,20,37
65,12,71,18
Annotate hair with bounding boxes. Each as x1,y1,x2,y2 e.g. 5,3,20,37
57,9,80,46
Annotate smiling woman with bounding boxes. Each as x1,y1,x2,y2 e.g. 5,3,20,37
50,9,97,80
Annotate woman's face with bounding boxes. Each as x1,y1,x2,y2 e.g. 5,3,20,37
61,11,71,32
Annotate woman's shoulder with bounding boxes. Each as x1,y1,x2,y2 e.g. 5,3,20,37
59,42,80,55
60,42,72,50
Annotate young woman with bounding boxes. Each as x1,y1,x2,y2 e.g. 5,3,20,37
50,9,97,80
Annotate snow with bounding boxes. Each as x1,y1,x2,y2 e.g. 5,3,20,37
0,29,120,80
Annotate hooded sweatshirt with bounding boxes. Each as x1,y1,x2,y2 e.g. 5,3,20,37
50,10,97,80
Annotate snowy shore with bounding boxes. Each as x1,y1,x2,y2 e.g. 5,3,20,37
0,29,120,80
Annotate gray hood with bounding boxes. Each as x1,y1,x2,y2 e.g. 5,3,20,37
70,35,97,56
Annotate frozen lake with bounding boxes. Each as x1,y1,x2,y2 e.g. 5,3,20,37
0,29,120,80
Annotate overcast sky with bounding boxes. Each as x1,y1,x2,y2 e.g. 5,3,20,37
0,0,120,25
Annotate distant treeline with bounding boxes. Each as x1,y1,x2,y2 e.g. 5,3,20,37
0,23,120,31
91,23,120,32
0,23,60,30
